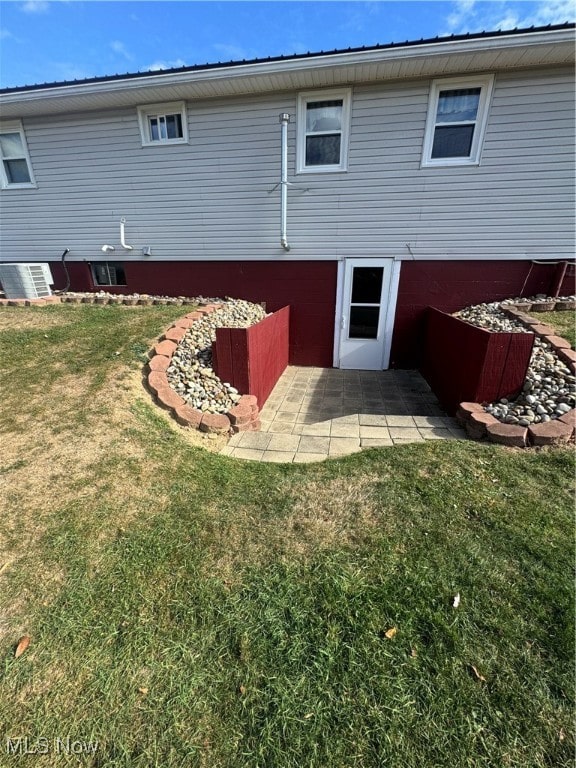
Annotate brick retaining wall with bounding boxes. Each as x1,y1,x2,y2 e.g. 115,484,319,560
146,304,261,435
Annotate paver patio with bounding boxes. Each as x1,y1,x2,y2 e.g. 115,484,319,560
221,367,468,462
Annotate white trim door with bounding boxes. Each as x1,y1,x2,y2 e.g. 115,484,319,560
338,258,395,370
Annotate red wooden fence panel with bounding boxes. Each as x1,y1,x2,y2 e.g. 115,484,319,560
213,306,290,408
420,307,534,413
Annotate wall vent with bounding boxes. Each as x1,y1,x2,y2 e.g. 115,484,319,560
0,263,54,299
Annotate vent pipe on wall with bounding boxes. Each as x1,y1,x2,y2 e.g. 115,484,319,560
279,113,291,252
120,217,134,251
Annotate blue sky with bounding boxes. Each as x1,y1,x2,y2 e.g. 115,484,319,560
0,0,574,88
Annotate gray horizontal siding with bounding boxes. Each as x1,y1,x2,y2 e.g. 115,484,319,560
0,67,574,262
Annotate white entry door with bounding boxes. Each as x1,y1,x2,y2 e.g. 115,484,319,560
338,258,394,370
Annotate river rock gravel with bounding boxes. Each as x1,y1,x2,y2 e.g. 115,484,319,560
166,298,266,414
454,298,575,425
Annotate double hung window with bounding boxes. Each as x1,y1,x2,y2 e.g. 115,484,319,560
297,89,351,172
422,76,494,166
0,121,36,188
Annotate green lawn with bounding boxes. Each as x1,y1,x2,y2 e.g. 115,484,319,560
0,305,573,768
527,310,575,348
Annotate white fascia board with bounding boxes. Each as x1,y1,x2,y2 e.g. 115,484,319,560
1,28,573,112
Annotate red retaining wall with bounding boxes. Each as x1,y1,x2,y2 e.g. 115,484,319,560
390,260,572,368
213,306,290,409
420,307,534,413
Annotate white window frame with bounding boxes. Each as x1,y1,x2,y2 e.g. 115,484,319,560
296,88,352,174
137,101,188,146
0,120,36,189
421,75,494,168
91,262,127,287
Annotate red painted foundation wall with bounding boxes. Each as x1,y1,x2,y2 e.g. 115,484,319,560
390,260,573,368
49,260,337,368
45,257,573,370
213,306,290,408
420,307,534,413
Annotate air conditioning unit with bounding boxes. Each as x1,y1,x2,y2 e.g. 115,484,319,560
0,263,54,299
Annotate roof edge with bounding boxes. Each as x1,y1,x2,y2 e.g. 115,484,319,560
1,22,574,95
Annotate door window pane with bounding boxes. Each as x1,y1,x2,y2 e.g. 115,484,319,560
351,267,383,304
349,306,380,339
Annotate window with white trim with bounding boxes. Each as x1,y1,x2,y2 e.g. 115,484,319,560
0,121,36,188
137,102,188,146
297,89,351,173
91,262,126,286
422,75,494,167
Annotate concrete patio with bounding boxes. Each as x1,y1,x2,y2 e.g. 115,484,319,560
221,367,468,462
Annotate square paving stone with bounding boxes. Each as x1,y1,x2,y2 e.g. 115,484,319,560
277,400,301,413
301,422,331,436
274,411,298,423
298,436,330,454
263,451,296,463
359,425,391,439
232,448,265,460
268,421,296,434
386,416,417,427
359,414,388,427
328,438,361,455
293,452,327,463
267,434,302,452
234,432,272,450
360,438,394,448
342,399,363,409
330,422,360,438
418,428,453,440
220,446,235,456
330,414,360,425
388,427,424,440
295,413,322,424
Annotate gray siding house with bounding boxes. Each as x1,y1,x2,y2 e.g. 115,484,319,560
0,24,574,367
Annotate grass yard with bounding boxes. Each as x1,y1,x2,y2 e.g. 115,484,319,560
0,305,574,768
527,310,575,348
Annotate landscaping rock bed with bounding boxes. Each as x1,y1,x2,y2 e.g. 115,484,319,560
165,299,266,414
454,296,576,447
146,299,266,435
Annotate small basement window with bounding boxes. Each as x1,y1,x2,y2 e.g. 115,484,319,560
137,102,188,146
422,75,494,167
0,120,36,188
297,89,351,173
91,262,127,286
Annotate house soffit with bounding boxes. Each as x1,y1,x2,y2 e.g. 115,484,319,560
0,28,574,119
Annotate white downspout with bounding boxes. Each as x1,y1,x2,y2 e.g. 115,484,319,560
279,113,291,252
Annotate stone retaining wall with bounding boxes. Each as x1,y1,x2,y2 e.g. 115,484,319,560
457,303,575,448
146,304,261,435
